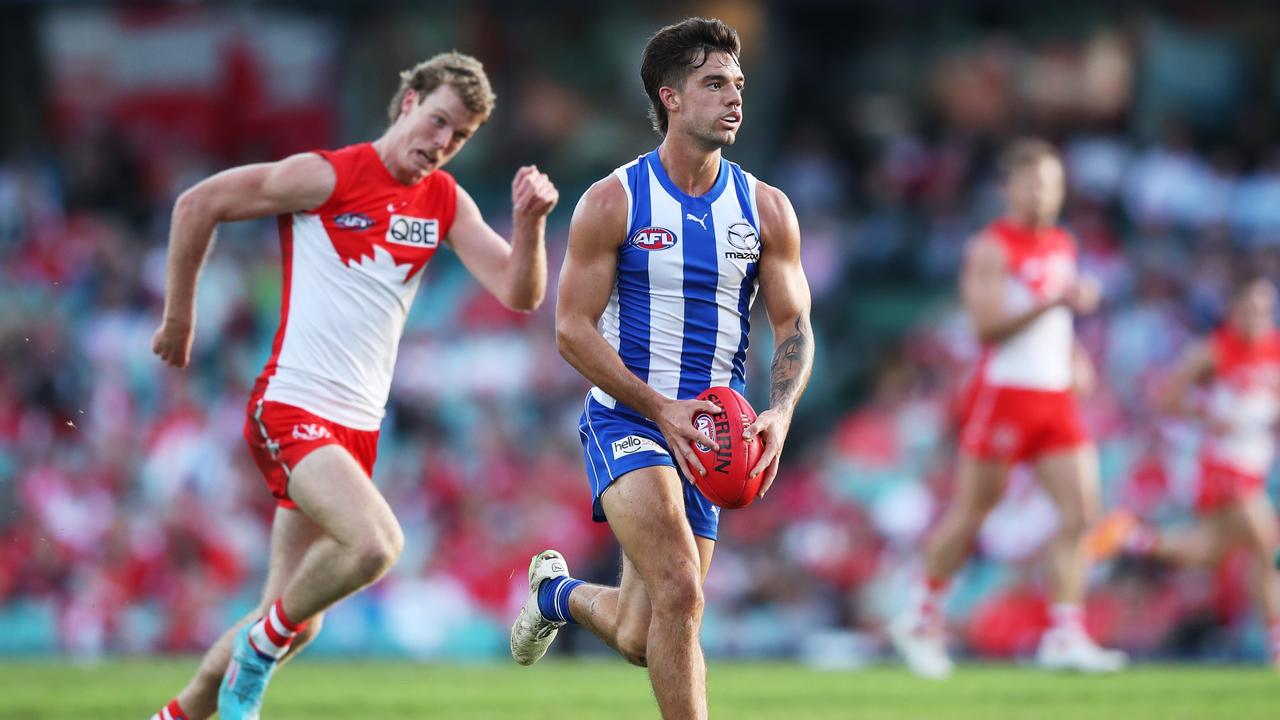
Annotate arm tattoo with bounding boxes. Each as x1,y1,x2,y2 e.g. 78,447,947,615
769,315,813,410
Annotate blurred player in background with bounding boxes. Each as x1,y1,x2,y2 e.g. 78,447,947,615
508,18,812,719
890,139,1127,678
148,53,558,720
1091,274,1280,668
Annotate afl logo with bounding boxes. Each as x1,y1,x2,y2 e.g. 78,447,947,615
630,227,678,251
726,221,759,251
693,413,715,452
333,213,375,230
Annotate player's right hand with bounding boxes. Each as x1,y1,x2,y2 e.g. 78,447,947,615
511,165,559,220
1062,275,1101,315
152,318,195,368
653,397,722,480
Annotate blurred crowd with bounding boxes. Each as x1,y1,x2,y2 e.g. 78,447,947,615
2,2,1280,664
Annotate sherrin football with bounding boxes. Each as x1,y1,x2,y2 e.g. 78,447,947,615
689,386,764,509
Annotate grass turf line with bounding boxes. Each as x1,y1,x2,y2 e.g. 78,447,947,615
0,660,1274,719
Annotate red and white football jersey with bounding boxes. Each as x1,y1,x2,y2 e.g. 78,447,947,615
1201,326,1280,476
251,143,458,430
976,219,1078,392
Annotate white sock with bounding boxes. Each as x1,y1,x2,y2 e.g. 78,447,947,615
247,599,302,659
1049,603,1084,633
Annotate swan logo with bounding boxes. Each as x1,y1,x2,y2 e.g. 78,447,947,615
292,424,333,442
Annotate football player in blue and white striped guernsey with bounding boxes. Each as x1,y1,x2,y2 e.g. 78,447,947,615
510,17,813,719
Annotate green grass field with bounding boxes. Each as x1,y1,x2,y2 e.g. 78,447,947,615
0,660,1275,719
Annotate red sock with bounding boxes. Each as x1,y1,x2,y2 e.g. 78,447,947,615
247,599,306,659
917,575,950,627
151,699,187,720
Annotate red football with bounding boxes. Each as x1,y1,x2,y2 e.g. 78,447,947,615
688,386,765,509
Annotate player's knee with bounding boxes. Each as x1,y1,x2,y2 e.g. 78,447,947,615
1057,515,1086,540
354,544,396,580
615,625,649,667
1057,506,1093,539
385,520,406,562
650,572,704,621
1245,521,1279,556
1261,524,1280,552
353,532,401,581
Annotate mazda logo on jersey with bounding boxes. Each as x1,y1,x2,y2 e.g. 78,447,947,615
724,221,760,261
726,221,759,251
387,214,439,248
629,227,677,251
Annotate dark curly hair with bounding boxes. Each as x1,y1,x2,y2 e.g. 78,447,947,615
640,18,741,135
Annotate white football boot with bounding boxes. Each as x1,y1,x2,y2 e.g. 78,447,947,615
1035,626,1128,673
888,610,954,680
510,549,571,666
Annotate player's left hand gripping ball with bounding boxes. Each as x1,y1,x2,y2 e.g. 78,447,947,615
688,386,765,508
741,402,790,499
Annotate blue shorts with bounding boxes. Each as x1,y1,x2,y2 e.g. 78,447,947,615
578,393,720,541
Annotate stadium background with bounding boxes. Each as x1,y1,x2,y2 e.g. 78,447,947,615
2,0,1280,670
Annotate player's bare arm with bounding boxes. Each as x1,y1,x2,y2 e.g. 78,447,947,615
1156,340,1216,418
153,152,336,368
1072,339,1097,397
446,166,558,312
962,235,1099,344
555,177,721,479
743,182,813,497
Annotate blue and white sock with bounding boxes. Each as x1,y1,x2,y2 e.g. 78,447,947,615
537,576,583,624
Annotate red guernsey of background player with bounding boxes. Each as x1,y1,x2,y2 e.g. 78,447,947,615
890,139,1127,679
147,52,558,720
1091,273,1280,669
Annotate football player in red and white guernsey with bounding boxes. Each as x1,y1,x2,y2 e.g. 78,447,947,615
1091,274,1280,669
148,53,558,720
890,139,1126,677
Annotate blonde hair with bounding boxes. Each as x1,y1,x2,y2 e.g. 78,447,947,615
999,137,1061,179
388,51,496,124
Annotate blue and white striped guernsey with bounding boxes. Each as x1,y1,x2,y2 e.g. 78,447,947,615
591,148,762,410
